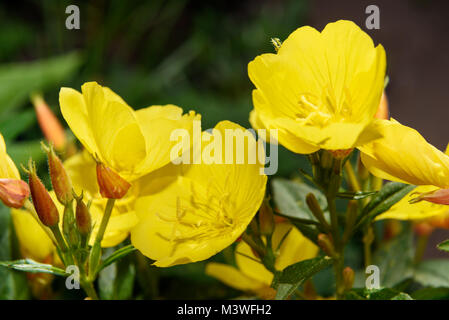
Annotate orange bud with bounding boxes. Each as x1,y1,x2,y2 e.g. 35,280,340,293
258,200,274,236
96,163,131,199
410,188,449,205
329,149,353,159
32,93,66,151
75,194,91,235
414,222,434,236
28,162,59,227
0,179,30,208
317,233,336,258
343,267,355,290
374,91,389,120
44,144,73,205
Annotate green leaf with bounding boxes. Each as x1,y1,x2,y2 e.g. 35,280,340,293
0,53,81,116
0,203,30,299
97,244,137,272
271,178,328,222
437,240,449,252
414,259,449,288
7,139,47,169
337,191,377,200
98,247,136,300
0,259,68,277
0,110,35,141
371,226,414,287
411,287,449,300
346,288,412,300
357,182,415,228
272,256,332,300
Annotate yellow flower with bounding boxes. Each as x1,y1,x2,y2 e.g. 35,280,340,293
131,121,268,267
59,81,199,181
11,208,56,263
205,222,318,298
248,20,386,153
0,133,20,179
360,120,449,218
63,151,139,247
359,119,449,188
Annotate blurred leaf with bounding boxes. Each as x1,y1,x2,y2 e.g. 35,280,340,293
97,244,137,272
0,203,30,299
7,140,46,169
98,248,136,300
346,288,413,300
437,240,449,252
0,259,68,277
372,226,414,287
0,52,81,116
272,256,332,300
414,260,449,288
271,178,327,221
411,287,449,300
0,110,35,141
357,182,416,228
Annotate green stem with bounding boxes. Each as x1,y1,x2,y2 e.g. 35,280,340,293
50,225,73,266
88,198,116,279
414,233,429,264
344,161,361,192
363,227,374,268
81,279,99,300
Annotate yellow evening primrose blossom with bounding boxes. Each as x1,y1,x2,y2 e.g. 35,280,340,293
59,81,199,181
63,151,139,247
206,222,318,298
0,133,20,179
131,121,268,267
248,20,386,153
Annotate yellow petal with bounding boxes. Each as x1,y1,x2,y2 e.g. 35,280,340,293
11,209,55,262
0,133,20,179
359,119,449,188
205,262,266,291
376,185,449,220
235,241,273,286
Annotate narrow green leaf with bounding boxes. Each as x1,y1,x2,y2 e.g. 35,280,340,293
337,190,377,200
345,288,413,300
273,256,332,300
0,110,35,141
97,244,137,272
411,287,449,300
437,240,449,252
0,259,68,277
357,182,415,228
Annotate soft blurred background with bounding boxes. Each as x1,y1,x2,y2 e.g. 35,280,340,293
0,0,448,299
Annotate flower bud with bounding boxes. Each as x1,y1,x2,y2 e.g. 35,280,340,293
32,93,66,151
28,161,59,227
96,163,131,199
410,188,449,205
374,91,389,120
306,193,327,227
43,144,73,205
258,200,274,236
0,179,30,208
329,149,353,159
75,194,91,236
343,266,355,290
317,233,336,258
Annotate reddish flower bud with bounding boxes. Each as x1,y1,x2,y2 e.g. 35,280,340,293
28,162,59,227
410,188,449,205
96,163,131,199
75,194,91,236
44,144,73,205
317,233,336,258
343,267,355,290
374,91,389,120
32,93,66,151
329,149,353,159
258,200,274,236
414,222,434,236
0,179,30,208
